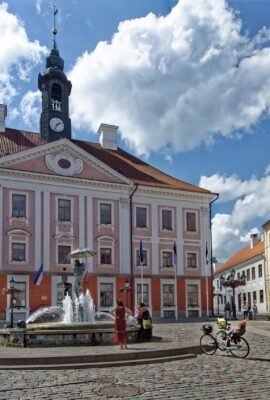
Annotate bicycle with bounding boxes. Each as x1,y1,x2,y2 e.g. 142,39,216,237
215,327,250,358
215,317,231,350
200,324,218,355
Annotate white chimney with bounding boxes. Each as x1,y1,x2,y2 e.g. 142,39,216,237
250,233,259,249
0,104,7,132
98,123,118,150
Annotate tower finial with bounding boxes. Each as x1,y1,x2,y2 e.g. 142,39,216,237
52,5,58,49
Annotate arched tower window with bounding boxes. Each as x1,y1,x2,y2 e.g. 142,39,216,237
51,83,62,111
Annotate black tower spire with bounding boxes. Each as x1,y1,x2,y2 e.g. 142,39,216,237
38,6,72,142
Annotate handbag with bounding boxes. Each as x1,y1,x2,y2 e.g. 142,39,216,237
143,318,152,329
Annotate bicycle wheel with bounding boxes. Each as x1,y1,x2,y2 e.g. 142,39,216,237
229,336,250,358
215,330,227,351
200,334,217,355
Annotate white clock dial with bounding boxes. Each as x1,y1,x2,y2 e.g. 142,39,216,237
50,117,64,132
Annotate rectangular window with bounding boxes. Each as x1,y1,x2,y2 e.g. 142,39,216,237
258,264,263,278
186,212,196,232
58,245,71,264
12,243,25,261
137,283,149,306
100,203,112,225
259,289,264,303
187,252,197,268
100,248,112,264
11,281,26,308
136,249,147,266
162,209,172,230
251,267,256,280
163,284,174,306
252,291,257,302
248,292,251,305
162,251,173,268
100,283,113,307
246,269,250,281
58,199,71,221
136,207,147,228
187,284,199,307
12,194,26,218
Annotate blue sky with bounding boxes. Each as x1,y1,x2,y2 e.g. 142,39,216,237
1,0,270,262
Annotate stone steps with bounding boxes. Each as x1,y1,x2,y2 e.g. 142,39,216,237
0,345,201,370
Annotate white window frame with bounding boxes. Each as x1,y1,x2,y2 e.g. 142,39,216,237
185,279,201,317
9,191,29,219
97,236,115,266
8,229,30,263
184,210,198,233
57,244,71,265
161,250,174,269
186,251,199,269
135,247,148,267
98,201,114,226
160,207,174,231
160,278,177,317
57,196,73,222
135,205,149,229
98,276,116,310
135,277,151,310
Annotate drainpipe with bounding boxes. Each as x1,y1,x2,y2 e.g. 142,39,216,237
209,193,219,316
129,184,138,312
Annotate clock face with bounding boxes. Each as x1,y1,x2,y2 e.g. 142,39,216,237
50,117,64,132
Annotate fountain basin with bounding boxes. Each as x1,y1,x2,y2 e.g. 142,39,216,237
0,324,141,347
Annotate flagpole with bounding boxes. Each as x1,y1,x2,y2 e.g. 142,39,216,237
205,242,209,317
140,261,143,303
174,261,178,321
173,242,178,321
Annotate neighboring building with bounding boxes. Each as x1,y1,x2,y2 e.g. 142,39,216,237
0,31,215,323
214,233,267,317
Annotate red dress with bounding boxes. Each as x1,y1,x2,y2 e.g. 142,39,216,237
114,306,127,345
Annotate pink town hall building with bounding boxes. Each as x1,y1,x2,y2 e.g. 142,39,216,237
0,32,216,324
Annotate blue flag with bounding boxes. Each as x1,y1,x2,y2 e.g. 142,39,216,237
34,263,44,285
206,242,209,265
173,242,177,266
139,240,144,264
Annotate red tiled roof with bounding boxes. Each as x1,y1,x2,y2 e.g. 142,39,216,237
214,240,264,275
0,128,212,194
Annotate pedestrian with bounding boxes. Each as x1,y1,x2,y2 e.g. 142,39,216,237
136,302,152,342
224,301,231,320
252,303,258,320
242,302,248,319
110,299,132,350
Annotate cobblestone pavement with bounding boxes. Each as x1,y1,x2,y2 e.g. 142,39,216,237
0,320,270,399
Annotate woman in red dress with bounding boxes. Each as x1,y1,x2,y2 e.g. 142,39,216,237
110,300,132,350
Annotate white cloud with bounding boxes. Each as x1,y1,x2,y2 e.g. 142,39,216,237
201,171,270,262
0,2,47,103
69,0,270,157
16,90,41,127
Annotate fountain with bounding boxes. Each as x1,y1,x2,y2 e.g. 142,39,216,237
0,255,139,347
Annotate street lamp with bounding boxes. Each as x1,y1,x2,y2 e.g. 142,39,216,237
221,269,246,320
120,279,132,307
9,277,15,328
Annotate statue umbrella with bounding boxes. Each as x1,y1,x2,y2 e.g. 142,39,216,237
69,248,96,259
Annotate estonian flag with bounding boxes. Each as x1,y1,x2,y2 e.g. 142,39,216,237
34,263,44,286
173,242,177,266
206,242,209,265
139,240,144,264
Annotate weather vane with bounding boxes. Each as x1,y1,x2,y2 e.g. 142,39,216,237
52,4,58,48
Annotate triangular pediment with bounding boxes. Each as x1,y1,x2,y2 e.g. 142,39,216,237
0,138,131,185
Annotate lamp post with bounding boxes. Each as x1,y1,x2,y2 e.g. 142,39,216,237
9,277,15,328
219,274,225,316
221,268,246,320
120,279,132,308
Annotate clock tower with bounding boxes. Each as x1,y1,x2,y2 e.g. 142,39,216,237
38,15,72,142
